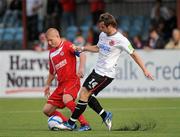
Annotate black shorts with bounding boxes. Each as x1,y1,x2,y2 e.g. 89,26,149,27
83,69,114,96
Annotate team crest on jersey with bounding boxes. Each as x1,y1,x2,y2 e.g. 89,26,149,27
60,51,64,56
109,40,115,46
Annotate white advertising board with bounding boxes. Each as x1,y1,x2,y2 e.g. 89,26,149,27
0,50,179,98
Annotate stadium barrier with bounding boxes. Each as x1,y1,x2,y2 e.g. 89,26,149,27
0,50,179,98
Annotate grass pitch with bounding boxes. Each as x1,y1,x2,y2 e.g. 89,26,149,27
0,98,180,137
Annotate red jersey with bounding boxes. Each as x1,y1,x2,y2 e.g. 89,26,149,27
49,40,79,83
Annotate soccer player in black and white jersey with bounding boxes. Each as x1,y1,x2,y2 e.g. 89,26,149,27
60,12,154,131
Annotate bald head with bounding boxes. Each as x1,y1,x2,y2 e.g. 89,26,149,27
46,28,60,38
45,28,61,48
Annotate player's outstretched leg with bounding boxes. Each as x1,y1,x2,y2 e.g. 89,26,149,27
88,95,112,131
103,111,113,131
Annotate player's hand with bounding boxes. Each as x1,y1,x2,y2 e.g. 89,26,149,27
77,67,85,78
144,70,154,80
72,45,83,52
76,46,83,52
44,85,50,98
72,44,77,50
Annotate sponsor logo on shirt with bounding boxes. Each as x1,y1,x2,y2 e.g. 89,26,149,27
99,44,110,54
109,40,115,46
60,51,64,56
55,59,67,70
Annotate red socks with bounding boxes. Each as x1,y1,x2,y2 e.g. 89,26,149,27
50,111,68,122
66,100,89,125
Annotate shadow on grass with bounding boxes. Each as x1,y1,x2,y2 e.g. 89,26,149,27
113,120,156,131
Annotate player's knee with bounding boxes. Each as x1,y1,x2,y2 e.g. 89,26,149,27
79,88,91,102
62,94,73,104
42,106,51,116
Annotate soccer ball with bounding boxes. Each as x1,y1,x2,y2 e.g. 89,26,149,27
48,115,63,131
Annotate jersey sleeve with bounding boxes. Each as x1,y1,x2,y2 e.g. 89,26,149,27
66,41,81,57
66,41,75,53
117,36,134,54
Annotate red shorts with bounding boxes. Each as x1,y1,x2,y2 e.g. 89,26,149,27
47,79,80,108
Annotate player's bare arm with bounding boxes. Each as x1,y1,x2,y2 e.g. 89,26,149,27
77,52,86,78
83,45,99,52
130,51,154,80
75,45,99,53
44,73,55,98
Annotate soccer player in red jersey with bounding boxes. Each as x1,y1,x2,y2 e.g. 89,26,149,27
42,28,91,131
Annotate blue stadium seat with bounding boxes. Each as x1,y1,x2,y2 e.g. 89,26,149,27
66,26,78,42
80,25,89,39
141,17,151,41
2,10,21,27
119,24,130,32
129,25,142,38
2,28,16,41
134,16,144,22
82,15,92,26
0,28,5,48
1,28,17,49
13,27,23,49
0,28,5,40
143,17,151,30
127,16,150,39
118,16,131,32
14,27,23,41
14,20,22,27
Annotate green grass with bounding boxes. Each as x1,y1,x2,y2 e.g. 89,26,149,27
0,98,180,137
